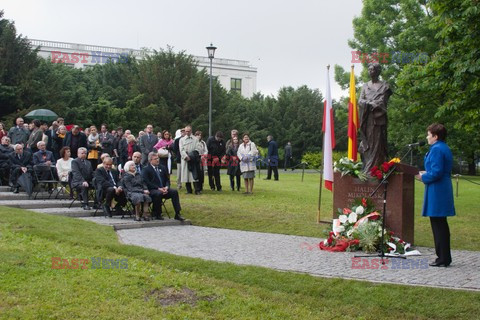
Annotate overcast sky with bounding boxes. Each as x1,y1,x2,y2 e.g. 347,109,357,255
2,0,363,99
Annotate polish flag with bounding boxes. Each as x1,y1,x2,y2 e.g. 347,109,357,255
322,66,336,191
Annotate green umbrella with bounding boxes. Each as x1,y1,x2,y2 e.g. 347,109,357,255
24,109,59,122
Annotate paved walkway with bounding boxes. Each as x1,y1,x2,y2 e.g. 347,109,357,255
117,225,480,291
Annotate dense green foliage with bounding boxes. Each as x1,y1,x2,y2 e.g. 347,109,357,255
336,0,479,174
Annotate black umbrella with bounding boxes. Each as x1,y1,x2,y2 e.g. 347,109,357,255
17,172,33,197
24,109,58,122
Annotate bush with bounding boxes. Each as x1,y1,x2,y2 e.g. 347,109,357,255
301,151,349,169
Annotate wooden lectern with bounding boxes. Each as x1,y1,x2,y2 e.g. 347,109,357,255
333,163,419,244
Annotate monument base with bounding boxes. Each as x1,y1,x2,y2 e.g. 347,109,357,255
333,171,415,244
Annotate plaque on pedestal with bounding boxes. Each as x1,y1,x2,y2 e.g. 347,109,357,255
333,163,417,244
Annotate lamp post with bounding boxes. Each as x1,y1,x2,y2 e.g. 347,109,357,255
206,43,217,138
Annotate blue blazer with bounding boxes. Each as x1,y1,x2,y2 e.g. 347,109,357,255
421,141,455,217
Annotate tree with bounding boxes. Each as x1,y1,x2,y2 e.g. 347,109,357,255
0,10,40,119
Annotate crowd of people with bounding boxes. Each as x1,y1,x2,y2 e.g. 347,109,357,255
0,116,291,221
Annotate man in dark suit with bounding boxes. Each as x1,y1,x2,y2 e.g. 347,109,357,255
206,131,226,191
8,117,30,146
45,121,59,159
173,128,185,189
63,125,88,159
94,156,127,217
138,124,158,166
132,151,143,174
99,123,115,157
71,147,94,210
8,144,33,193
32,141,57,187
265,135,279,181
142,151,184,221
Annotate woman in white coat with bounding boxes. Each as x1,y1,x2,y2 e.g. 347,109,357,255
237,133,259,194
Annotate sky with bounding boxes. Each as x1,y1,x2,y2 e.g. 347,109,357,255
2,0,364,99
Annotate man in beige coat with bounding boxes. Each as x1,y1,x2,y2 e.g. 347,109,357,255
180,126,203,194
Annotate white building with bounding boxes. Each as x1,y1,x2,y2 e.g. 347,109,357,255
29,39,257,98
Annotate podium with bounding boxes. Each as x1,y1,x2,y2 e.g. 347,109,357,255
333,163,418,244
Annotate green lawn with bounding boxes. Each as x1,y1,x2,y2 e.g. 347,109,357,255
175,171,480,251
1,207,479,319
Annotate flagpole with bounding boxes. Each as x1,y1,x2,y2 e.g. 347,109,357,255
317,65,330,224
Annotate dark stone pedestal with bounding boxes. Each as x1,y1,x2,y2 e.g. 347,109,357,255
333,171,415,244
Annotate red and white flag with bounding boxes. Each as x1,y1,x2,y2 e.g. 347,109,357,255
322,66,336,191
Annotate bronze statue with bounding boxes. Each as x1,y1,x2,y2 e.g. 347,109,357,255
358,63,392,173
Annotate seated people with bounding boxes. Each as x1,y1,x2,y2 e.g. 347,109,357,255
71,147,94,210
56,147,73,183
8,144,33,193
142,152,184,221
122,160,152,221
132,151,143,174
0,136,13,186
32,141,57,186
94,156,127,217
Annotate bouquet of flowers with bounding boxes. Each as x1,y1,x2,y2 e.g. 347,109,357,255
334,157,368,181
320,197,411,254
370,157,401,180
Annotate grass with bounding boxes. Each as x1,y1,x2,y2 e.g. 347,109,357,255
1,206,479,319
175,171,480,251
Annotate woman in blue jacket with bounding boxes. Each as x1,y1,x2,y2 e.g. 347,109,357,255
415,123,455,267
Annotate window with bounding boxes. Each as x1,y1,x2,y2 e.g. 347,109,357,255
230,78,242,94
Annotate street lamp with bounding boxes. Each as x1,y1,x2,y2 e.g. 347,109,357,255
206,43,217,138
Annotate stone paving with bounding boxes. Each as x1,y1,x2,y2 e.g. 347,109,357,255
117,225,480,291
2,186,479,291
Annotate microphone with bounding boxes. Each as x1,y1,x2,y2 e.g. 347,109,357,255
407,141,425,148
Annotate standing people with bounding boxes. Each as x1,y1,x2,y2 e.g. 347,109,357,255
225,129,239,151
284,141,293,171
173,128,185,189
415,123,455,267
206,131,226,191
265,135,279,181
98,124,114,157
138,124,158,166
195,131,208,191
63,125,88,159
226,136,241,191
0,122,7,141
117,129,131,169
180,126,203,194
26,119,43,154
87,125,101,170
358,63,392,173
53,125,67,159
237,133,259,195
8,117,30,146
154,130,174,173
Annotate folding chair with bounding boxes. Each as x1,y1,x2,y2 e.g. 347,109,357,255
33,165,58,200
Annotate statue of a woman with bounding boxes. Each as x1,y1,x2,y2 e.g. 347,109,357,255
358,63,392,173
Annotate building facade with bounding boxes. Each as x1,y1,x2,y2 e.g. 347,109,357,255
30,39,257,98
